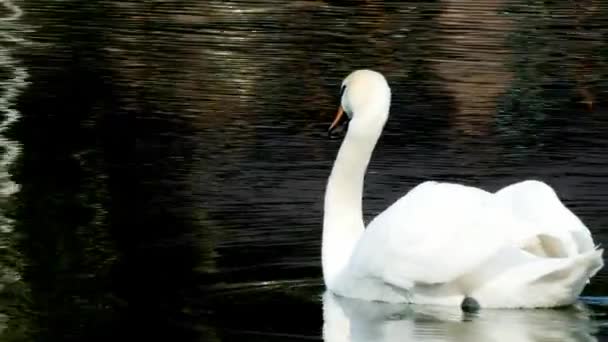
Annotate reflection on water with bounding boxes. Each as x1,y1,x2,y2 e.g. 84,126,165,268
0,0,606,340
0,0,28,337
323,291,600,342
432,0,514,135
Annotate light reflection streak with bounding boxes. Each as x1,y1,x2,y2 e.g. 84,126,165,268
0,0,28,336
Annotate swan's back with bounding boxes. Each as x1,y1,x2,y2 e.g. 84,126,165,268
349,181,511,287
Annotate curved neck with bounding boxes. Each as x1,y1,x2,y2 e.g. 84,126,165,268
322,118,383,287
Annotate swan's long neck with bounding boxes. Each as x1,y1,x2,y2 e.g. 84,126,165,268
322,118,383,287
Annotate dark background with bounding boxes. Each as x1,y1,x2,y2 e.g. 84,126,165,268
0,0,607,341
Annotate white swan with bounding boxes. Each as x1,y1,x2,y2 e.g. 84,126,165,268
322,69,604,309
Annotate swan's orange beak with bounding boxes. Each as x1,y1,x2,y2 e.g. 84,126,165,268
328,105,345,134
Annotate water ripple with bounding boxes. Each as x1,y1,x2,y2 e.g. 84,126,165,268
0,0,28,336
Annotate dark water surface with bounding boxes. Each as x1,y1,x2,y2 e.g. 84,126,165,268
1,0,608,340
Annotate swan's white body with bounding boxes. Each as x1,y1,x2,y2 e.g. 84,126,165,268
322,69,604,309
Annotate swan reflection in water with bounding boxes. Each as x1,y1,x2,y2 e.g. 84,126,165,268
322,291,600,342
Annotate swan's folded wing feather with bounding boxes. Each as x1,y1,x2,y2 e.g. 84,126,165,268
351,181,518,287
381,211,511,286
493,180,596,255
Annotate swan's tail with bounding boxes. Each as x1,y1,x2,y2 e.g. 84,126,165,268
473,247,604,309
527,248,604,307
587,245,604,279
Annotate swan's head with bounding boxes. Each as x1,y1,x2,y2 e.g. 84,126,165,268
329,69,391,135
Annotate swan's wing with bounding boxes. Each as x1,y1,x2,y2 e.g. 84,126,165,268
349,181,517,287
493,180,597,255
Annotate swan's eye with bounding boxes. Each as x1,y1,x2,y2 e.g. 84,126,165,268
340,85,346,97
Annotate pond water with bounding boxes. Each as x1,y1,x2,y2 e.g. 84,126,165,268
1,0,608,340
